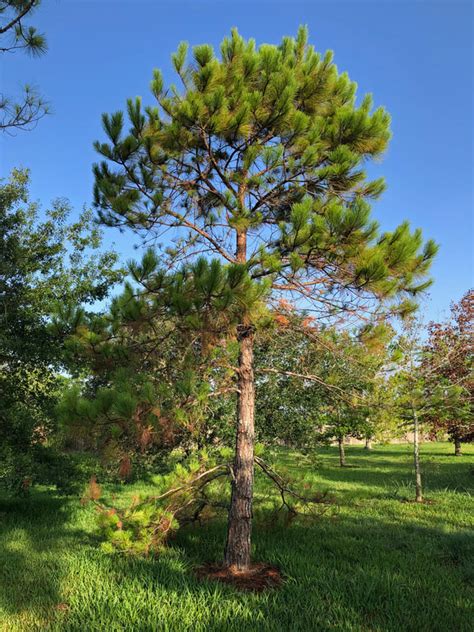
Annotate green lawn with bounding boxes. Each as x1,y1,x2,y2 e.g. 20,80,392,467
1,442,473,631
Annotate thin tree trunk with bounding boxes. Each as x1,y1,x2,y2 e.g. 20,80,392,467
412,406,423,503
224,324,255,570
454,436,462,457
224,227,255,571
338,436,346,467
364,437,372,450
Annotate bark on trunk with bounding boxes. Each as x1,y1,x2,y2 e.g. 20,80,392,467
364,437,372,450
224,227,255,571
338,437,346,467
454,437,462,457
224,325,255,570
412,407,423,503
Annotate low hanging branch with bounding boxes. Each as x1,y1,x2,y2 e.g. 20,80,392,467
254,456,333,518
84,451,334,557
82,459,232,555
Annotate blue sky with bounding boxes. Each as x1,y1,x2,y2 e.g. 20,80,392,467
1,0,472,321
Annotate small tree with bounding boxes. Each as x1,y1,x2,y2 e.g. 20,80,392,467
390,325,427,503
308,327,386,466
389,317,467,502
92,28,436,570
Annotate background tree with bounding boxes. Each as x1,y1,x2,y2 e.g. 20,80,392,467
254,320,325,448
389,332,426,503
307,327,386,466
0,169,123,492
92,27,437,571
356,374,402,446
423,289,473,455
255,317,388,462
0,0,48,132
389,317,467,502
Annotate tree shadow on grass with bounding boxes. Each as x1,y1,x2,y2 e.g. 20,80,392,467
0,493,271,631
72,511,473,632
0,491,89,628
171,512,474,632
1,490,473,632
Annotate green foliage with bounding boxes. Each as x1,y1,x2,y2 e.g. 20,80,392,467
255,320,389,448
0,170,124,493
84,451,231,556
0,1,47,55
93,27,436,327
1,170,123,366
57,247,274,474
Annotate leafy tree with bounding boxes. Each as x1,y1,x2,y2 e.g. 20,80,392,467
423,290,473,455
92,27,437,570
0,1,49,132
0,169,123,492
388,326,426,503
254,320,325,448
304,326,387,466
361,374,402,446
389,317,467,502
254,316,389,462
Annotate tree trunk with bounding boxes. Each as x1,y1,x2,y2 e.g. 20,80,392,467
412,407,423,503
224,324,255,570
454,436,462,457
224,227,255,571
364,437,372,450
338,436,346,467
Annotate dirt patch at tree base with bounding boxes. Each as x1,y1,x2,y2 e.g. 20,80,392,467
195,562,283,592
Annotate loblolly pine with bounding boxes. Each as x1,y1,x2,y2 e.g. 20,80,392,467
93,27,437,570
0,1,49,132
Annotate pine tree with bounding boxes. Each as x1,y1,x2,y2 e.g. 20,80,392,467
0,1,49,132
93,27,437,570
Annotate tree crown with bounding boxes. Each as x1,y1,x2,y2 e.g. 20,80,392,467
93,26,437,326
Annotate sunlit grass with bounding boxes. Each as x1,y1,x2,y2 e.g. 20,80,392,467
1,442,473,631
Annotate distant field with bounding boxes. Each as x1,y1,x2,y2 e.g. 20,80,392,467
1,442,473,632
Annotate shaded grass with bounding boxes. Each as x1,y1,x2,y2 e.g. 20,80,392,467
0,442,473,631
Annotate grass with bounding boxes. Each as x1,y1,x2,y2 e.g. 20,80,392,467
1,442,473,631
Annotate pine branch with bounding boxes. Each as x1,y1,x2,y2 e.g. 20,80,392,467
0,0,36,36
